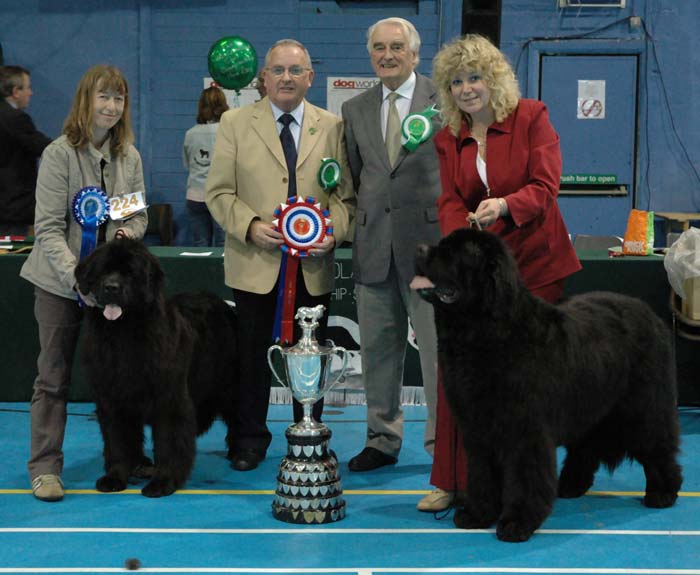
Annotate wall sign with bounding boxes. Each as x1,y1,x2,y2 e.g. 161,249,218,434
561,174,618,185
326,76,380,116
577,79,606,119
203,77,260,109
559,0,626,7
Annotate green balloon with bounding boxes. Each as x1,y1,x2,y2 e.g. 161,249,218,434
207,36,258,93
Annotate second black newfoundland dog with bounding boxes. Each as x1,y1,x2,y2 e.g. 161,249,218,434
413,228,682,542
75,238,237,497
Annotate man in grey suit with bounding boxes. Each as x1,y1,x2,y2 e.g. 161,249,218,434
342,17,441,472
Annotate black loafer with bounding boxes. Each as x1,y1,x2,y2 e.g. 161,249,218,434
231,449,265,471
348,447,397,472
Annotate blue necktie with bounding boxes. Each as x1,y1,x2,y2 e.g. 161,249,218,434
279,113,297,198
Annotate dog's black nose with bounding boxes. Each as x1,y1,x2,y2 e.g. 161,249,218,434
103,281,121,295
416,244,430,258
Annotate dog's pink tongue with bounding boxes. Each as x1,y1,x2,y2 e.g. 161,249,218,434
410,275,435,290
103,304,123,321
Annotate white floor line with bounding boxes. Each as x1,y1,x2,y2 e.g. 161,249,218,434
1,527,700,536
1,568,700,574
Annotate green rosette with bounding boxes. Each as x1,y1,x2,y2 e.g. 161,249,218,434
401,104,440,153
317,158,341,190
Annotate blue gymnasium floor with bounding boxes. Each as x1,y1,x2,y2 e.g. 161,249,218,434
0,402,699,574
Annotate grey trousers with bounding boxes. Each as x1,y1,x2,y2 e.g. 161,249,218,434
27,287,82,481
355,260,438,458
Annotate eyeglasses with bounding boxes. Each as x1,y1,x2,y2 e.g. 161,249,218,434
266,65,310,78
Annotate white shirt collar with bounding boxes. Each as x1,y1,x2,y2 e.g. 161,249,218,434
382,71,416,102
270,100,305,126
5,97,19,110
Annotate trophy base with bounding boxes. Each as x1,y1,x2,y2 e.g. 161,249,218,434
288,418,329,437
272,424,346,524
272,501,346,524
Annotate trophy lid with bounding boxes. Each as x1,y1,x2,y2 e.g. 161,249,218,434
286,305,333,355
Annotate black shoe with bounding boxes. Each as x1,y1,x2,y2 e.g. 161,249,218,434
348,447,397,472
231,449,265,471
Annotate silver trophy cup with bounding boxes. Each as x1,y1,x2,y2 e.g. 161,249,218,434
268,305,348,435
267,305,348,523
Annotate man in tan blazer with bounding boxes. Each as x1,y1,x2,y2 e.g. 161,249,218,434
206,39,355,471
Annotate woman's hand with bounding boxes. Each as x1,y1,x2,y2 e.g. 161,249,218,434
76,286,98,307
474,197,508,227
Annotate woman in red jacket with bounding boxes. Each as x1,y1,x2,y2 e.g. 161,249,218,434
417,34,581,512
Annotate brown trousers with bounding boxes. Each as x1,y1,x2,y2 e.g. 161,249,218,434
27,287,82,480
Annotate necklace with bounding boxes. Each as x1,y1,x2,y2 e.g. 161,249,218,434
472,131,487,146
471,123,488,146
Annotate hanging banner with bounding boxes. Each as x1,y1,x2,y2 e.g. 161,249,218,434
326,76,381,117
203,77,260,109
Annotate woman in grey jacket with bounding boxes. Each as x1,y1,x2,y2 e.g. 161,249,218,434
20,64,148,501
182,86,228,246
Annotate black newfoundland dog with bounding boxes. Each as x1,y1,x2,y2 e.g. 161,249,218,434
413,228,682,542
75,238,237,498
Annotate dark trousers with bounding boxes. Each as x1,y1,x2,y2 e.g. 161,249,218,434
232,262,330,455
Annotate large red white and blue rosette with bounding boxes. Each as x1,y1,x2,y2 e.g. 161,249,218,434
272,196,333,344
273,196,333,257
72,186,110,261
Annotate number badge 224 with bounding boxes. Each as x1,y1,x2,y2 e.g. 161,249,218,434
109,191,147,221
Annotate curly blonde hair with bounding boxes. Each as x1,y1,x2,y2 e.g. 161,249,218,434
432,35,520,136
63,64,133,156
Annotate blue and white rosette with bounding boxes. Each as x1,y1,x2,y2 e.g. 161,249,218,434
72,186,110,261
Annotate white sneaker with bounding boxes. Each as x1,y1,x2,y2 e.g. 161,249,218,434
417,488,454,512
31,474,64,502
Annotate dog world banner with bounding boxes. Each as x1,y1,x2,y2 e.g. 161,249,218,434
326,76,381,116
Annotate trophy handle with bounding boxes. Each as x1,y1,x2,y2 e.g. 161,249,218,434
328,345,349,391
267,345,288,389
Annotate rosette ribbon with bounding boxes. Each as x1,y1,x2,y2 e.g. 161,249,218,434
72,186,110,261
401,104,440,152
317,158,341,191
271,196,333,344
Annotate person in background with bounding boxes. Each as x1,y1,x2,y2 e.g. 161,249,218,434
341,17,441,472
206,39,355,472
20,64,148,502
183,86,229,246
417,34,580,512
0,65,51,236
